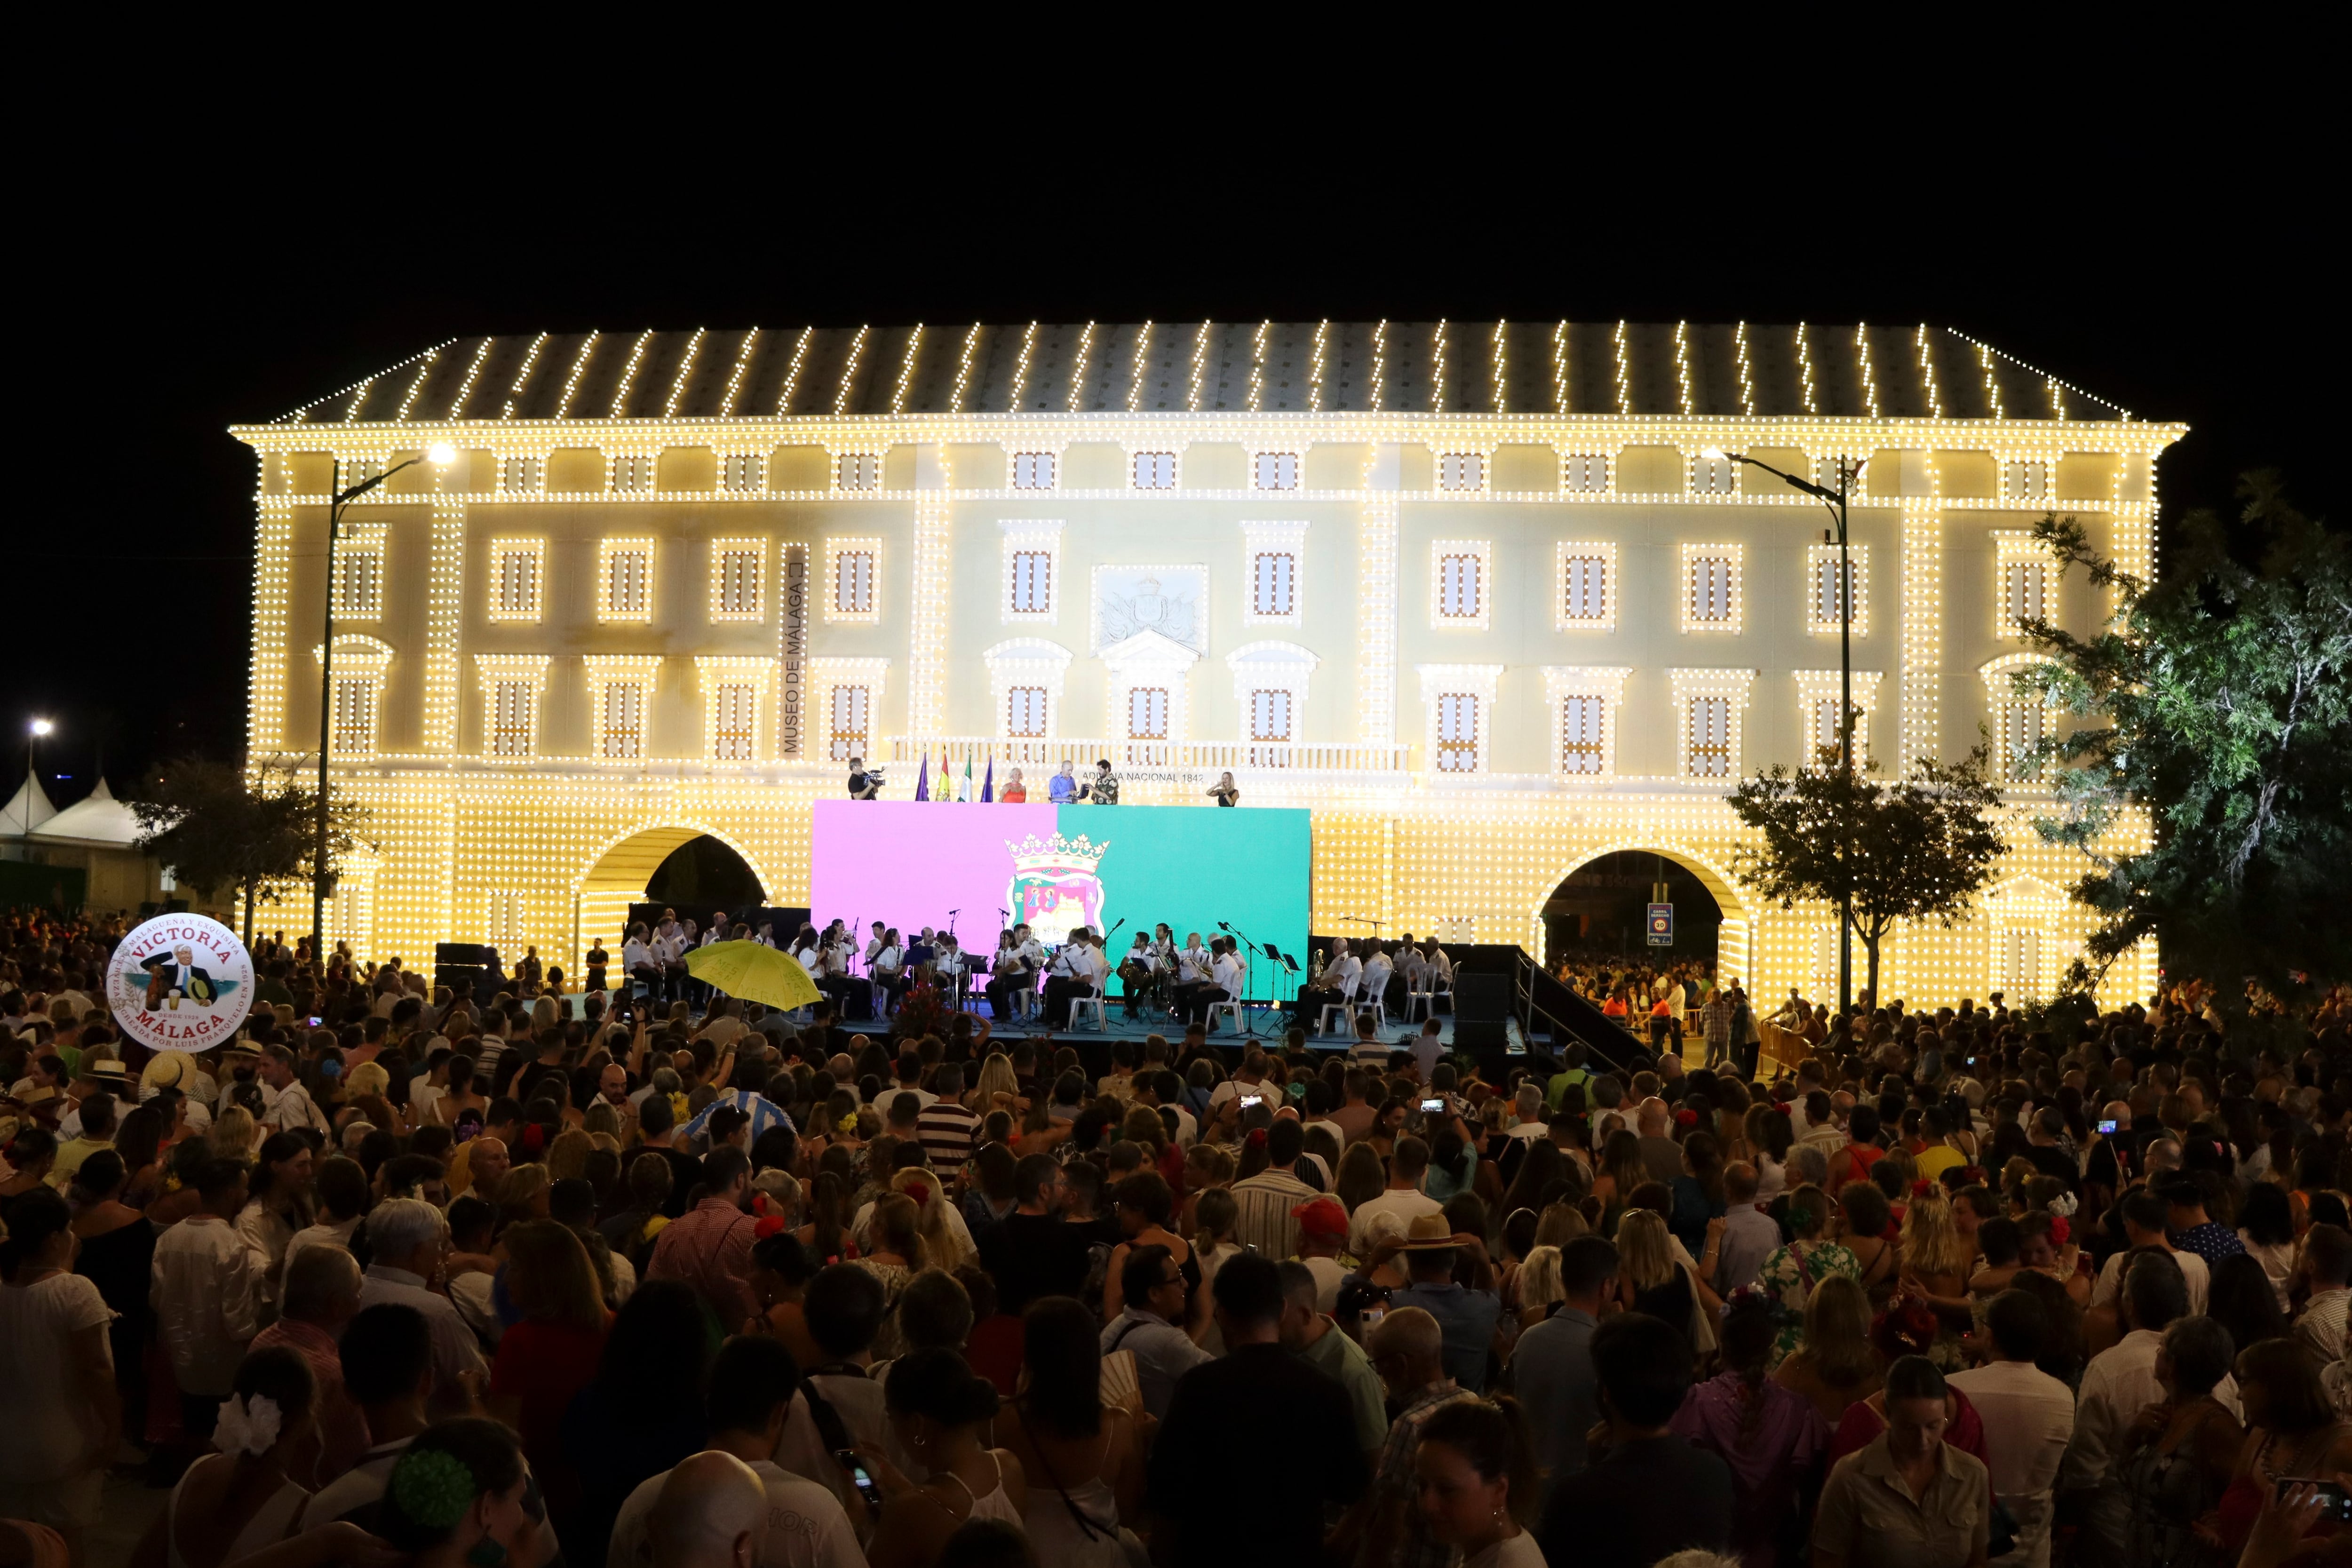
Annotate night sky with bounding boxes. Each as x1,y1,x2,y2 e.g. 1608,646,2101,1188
16,130,2333,808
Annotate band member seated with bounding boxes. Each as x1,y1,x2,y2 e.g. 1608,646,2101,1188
1292,937,1361,1021
1042,928,1106,1027
871,927,911,1014
1117,933,1160,1021
1187,935,1246,1027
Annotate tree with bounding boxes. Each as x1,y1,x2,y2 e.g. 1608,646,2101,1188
131,755,369,946
1728,745,2008,1005
2010,471,2352,996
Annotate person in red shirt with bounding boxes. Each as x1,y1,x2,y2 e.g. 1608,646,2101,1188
489,1220,611,1515
1828,1104,1886,1195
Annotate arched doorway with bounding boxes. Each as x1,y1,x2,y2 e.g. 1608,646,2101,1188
1543,850,1723,970
645,836,765,909
570,824,776,977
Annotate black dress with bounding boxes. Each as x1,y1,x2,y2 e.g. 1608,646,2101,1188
1633,1264,1696,1337
75,1218,157,1435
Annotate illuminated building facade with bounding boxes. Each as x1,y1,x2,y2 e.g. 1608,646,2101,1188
233,321,2176,1005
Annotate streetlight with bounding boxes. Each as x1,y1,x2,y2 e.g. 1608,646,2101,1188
27,718,53,804
1702,446,1866,1016
313,443,458,961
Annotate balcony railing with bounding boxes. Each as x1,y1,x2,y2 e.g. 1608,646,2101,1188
883,735,1414,774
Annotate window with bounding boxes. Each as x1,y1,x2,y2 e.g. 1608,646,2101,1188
834,549,875,616
1251,551,1296,618
1998,698,2046,779
1685,549,1739,630
827,685,870,761
1005,685,1048,737
1560,696,1606,775
1690,453,1738,495
486,892,524,952
1815,454,1863,493
836,453,880,491
1435,693,1479,772
1133,451,1177,490
335,544,383,619
1686,695,1732,777
499,455,541,493
1438,453,1485,492
1995,929,2043,1001
1012,452,1057,490
603,543,653,620
330,679,376,756
2001,558,2050,633
489,540,543,621
1810,696,1846,763
719,452,762,492
1563,453,1609,493
1808,547,1863,632
712,683,756,762
490,681,535,757
2004,459,2050,503
1253,452,1299,491
611,453,653,492
598,681,645,760
1249,688,1293,742
1438,552,1483,620
711,543,763,620
1009,550,1052,615
1796,670,1880,773
340,456,385,491
1127,686,1170,740
1561,551,1609,624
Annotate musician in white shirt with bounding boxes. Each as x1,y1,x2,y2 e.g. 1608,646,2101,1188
871,929,911,1014
1359,943,1395,1020
1118,934,1160,1021
986,929,1033,1021
621,924,659,994
1169,933,1215,1022
1192,938,1246,1027
1293,938,1361,1024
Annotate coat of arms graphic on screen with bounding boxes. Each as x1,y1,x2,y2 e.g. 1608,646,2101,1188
1005,832,1109,945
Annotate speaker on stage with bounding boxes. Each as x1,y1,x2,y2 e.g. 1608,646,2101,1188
1454,973,1508,1025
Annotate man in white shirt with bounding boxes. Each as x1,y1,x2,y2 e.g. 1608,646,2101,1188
1502,1084,1549,1144
1347,1136,1444,1254
608,1337,863,1568
151,1158,260,1434
356,1199,488,1415
1208,1051,1277,1118
2294,1224,2352,1362
1200,939,1246,1027
2061,1252,2237,1498
259,1045,330,1133
1950,1289,2078,1568
2088,1188,2210,1316
1295,939,1361,1028
1359,943,1394,1019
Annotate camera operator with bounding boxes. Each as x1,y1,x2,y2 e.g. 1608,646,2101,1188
847,755,882,799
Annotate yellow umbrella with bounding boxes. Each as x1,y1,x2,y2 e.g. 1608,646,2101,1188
684,940,821,1011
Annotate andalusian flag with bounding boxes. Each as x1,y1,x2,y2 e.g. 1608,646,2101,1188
960,756,974,803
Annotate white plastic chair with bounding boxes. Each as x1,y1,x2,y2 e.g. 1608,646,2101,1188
1068,981,1108,1031
1203,999,1242,1035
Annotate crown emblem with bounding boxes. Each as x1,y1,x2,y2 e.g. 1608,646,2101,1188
1005,833,1109,877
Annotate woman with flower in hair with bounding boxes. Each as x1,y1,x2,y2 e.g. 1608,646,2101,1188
127,1345,335,1568
1754,1184,1863,1368
376,1419,532,1568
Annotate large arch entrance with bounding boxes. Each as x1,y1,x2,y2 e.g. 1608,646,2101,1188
570,823,777,975
1533,843,1758,997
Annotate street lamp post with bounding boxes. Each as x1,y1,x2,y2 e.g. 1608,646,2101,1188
1704,447,1865,1017
27,718,54,803
314,445,456,962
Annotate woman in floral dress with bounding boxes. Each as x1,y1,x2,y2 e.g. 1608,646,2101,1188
1755,1183,1862,1368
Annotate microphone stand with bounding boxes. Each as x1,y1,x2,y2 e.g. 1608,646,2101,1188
944,908,962,1011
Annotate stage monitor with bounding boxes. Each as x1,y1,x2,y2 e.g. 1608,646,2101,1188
809,800,1310,978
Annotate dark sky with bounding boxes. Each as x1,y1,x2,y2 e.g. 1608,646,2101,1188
15,94,2334,806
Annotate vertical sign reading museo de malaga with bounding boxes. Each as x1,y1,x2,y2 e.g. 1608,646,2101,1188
780,543,808,756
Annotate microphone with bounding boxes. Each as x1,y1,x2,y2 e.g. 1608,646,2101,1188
1218,921,1231,931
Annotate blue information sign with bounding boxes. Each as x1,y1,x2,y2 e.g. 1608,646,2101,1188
1647,903,1674,947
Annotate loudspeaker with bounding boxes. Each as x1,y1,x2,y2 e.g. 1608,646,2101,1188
435,942,493,966
1454,973,1508,1025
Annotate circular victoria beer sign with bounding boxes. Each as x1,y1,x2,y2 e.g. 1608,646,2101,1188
106,913,255,1052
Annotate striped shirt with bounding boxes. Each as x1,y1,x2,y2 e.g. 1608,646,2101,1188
916,1099,982,1168
1229,1167,1320,1259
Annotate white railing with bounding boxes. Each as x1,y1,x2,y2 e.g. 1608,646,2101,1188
883,734,1414,774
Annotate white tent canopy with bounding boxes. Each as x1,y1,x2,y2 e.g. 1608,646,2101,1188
0,770,56,837
29,777,144,847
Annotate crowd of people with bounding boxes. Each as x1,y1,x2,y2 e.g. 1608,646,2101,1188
4,905,2352,1568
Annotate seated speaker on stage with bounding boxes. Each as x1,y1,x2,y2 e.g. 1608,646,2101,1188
1292,938,1361,1020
